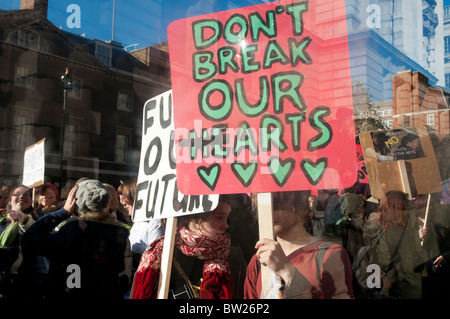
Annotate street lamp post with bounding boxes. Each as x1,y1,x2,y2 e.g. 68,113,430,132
60,68,72,193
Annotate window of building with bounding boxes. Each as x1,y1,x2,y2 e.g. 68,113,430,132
403,115,410,127
14,65,35,88
446,36,450,55
11,116,31,150
446,74,450,88
117,91,132,110
383,119,393,129
68,79,81,99
7,29,45,51
95,43,112,66
64,124,77,156
115,134,129,163
427,114,435,125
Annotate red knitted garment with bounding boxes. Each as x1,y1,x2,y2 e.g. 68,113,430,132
132,226,233,299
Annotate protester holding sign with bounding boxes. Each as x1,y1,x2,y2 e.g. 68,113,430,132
19,180,132,299
244,192,353,299
132,196,246,299
414,193,450,299
374,191,427,299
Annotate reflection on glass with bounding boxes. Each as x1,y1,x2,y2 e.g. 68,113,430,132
0,0,448,301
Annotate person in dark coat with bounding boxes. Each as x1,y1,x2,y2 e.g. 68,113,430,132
19,179,132,299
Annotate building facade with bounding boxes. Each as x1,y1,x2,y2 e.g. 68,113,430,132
392,69,450,139
0,0,170,188
346,0,448,136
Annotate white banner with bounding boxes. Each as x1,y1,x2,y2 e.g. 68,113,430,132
22,138,46,188
132,90,219,222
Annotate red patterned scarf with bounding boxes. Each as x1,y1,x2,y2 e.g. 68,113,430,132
132,226,233,299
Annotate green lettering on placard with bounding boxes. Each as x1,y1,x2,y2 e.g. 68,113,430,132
288,37,312,66
260,114,288,153
223,14,248,45
241,44,261,74
198,79,233,122
234,121,258,157
271,71,306,113
218,46,239,75
285,112,306,151
263,40,290,69
308,106,333,151
210,124,229,158
285,1,309,36
192,19,223,50
235,76,269,117
249,10,277,42
193,51,217,82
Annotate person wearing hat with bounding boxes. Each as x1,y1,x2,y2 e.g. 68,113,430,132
18,179,132,299
36,183,60,217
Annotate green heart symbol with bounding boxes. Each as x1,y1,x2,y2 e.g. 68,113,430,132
197,164,221,191
268,157,295,187
300,158,328,186
231,162,258,187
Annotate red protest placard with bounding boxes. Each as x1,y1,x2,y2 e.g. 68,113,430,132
168,0,357,195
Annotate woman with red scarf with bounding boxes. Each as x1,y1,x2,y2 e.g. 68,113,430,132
131,198,235,299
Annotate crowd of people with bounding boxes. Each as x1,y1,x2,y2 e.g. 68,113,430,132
0,174,449,300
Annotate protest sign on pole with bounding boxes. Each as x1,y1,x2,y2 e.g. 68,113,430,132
132,90,219,223
360,126,442,199
22,138,46,189
132,90,219,298
167,0,356,298
167,0,357,196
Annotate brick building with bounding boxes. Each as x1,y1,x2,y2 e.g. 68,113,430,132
392,69,450,139
0,0,170,188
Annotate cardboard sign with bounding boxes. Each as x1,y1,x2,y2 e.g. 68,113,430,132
168,0,357,195
360,126,442,199
22,138,45,188
132,90,219,222
368,129,426,162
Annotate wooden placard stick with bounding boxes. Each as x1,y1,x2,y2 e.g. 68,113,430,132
32,188,36,209
423,193,431,227
257,192,277,297
397,160,413,200
421,193,431,247
157,217,178,299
